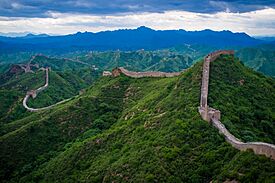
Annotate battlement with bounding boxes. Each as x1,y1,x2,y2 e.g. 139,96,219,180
205,50,234,62
111,67,184,78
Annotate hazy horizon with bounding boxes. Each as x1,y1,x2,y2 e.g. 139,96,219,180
0,1,275,36
1,26,275,38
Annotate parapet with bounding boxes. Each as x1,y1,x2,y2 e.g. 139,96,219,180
111,67,183,78
112,68,122,77
198,106,220,122
102,71,112,76
205,50,234,62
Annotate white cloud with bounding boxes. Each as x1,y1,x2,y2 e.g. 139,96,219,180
0,8,274,36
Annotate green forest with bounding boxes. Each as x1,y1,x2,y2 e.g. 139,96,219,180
0,55,274,182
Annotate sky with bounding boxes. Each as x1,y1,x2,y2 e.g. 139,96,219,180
0,0,275,36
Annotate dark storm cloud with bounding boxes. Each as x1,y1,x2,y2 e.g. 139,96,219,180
0,0,274,17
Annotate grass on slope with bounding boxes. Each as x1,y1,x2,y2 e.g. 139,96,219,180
27,69,101,108
208,55,275,143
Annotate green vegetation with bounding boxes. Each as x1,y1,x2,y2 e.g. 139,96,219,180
0,65,100,124
236,44,275,77
27,69,99,108
0,52,34,64
2,44,275,77
1,49,196,73
29,55,90,71
209,55,275,143
74,50,193,72
0,56,274,182
0,71,47,123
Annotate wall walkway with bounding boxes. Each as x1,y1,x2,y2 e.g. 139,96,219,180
22,53,275,159
23,68,69,112
198,50,275,160
112,67,184,78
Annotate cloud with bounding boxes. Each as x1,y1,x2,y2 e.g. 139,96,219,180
0,8,274,36
0,0,274,17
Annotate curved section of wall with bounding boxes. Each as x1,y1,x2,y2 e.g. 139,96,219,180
23,94,70,112
212,118,275,160
112,67,184,78
23,68,69,112
198,50,275,160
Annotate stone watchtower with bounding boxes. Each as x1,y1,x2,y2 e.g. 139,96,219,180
27,90,37,99
112,67,122,77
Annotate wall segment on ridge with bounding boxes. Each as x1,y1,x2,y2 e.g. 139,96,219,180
112,67,184,78
198,50,275,160
22,51,275,160
23,67,69,112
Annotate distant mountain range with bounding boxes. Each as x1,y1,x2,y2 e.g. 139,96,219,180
0,26,265,53
253,36,275,42
0,32,50,38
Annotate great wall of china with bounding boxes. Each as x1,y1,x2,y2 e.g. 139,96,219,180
23,66,184,111
21,54,93,112
23,67,69,112
110,67,184,78
22,51,275,160
198,50,275,160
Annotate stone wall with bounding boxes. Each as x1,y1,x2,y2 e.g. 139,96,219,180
23,67,69,112
102,71,112,76
198,50,275,160
112,67,184,78
199,50,234,121
212,118,275,160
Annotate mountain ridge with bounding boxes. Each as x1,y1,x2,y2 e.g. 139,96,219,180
0,27,263,53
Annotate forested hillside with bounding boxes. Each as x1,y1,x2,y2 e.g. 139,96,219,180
0,63,100,124
1,43,275,77
209,56,275,143
0,50,195,73
0,56,274,182
76,50,193,72
236,44,275,76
